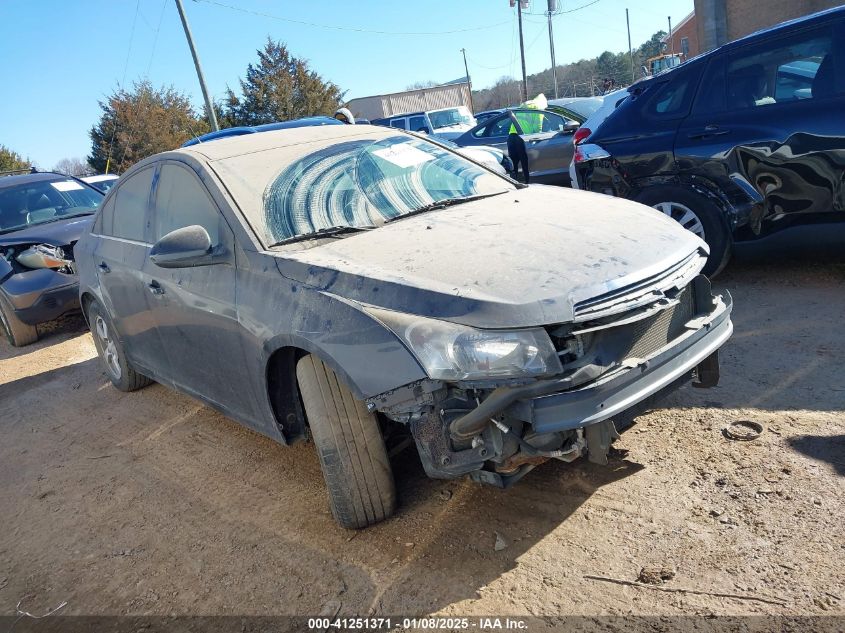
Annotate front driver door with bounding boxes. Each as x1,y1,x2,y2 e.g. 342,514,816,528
144,161,252,418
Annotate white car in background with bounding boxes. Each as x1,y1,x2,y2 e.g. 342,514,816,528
568,89,629,189
81,174,119,193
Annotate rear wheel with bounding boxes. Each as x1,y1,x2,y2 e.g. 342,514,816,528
0,294,38,347
635,186,732,277
296,354,397,529
87,301,152,392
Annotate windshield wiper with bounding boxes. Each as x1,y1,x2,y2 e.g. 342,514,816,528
268,225,376,247
384,191,508,224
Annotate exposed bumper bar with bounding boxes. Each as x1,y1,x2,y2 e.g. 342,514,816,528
450,292,732,439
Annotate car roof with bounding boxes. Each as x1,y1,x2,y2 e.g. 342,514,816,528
0,171,70,190
82,174,119,182
175,123,400,162
182,116,342,147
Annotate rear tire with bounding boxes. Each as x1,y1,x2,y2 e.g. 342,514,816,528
296,355,397,529
635,186,732,277
87,300,152,392
0,294,38,347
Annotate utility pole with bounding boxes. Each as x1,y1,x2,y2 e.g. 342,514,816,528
175,0,219,131
626,8,635,83
460,48,474,113
516,0,528,102
547,0,558,98
668,16,674,55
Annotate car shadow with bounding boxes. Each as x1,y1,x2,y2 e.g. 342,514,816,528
372,449,644,612
0,347,646,616
787,434,845,476
0,312,87,362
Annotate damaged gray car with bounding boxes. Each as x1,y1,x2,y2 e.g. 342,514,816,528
74,125,733,529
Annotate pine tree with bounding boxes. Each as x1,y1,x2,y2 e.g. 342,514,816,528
224,38,344,126
0,145,30,172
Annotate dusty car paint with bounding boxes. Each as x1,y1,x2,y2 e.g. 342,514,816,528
75,125,732,490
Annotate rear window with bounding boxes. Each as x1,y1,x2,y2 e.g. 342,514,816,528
646,75,694,118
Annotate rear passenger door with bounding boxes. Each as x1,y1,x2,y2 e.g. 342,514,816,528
675,19,845,237
92,166,166,373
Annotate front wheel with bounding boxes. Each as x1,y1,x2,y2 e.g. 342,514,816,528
635,186,732,277
296,355,397,529
87,300,152,392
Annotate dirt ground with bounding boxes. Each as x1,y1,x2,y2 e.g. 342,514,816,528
1,254,843,625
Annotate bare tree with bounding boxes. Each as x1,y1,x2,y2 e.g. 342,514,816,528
406,80,440,90
53,157,93,177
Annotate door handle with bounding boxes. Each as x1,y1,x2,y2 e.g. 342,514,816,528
688,125,730,140
147,280,165,296
97,262,110,273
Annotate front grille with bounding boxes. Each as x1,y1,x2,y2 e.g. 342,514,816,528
548,285,697,369
572,252,701,320
620,287,695,360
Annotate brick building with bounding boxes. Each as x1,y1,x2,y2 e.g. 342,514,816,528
662,11,700,60
694,0,842,51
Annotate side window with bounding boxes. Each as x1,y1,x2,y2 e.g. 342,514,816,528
540,112,567,132
94,195,114,234
485,115,515,138
106,167,153,241
153,164,221,245
390,119,407,130
646,74,694,118
726,27,833,109
408,115,427,132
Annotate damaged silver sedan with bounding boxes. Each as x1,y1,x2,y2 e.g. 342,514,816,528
74,125,732,529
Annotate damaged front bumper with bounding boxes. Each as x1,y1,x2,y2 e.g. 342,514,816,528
463,292,731,437
1,268,80,325
369,280,733,487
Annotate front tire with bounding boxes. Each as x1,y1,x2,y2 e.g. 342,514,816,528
635,186,732,277
0,294,38,347
87,300,152,392
296,355,397,529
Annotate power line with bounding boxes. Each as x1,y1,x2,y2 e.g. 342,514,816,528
193,0,511,36
559,0,603,14
104,0,141,174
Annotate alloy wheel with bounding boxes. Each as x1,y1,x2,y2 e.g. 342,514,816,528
95,315,122,380
653,201,706,241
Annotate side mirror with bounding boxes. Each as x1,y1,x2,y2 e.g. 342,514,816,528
150,225,217,268
562,122,580,134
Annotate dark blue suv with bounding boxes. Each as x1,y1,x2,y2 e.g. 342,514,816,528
574,6,845,275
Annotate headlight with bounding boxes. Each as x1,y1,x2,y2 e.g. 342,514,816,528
16,244,70,269
367,307,562,381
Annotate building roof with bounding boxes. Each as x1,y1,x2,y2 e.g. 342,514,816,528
662,11,695,42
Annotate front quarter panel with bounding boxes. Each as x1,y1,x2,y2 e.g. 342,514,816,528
245,253,427,400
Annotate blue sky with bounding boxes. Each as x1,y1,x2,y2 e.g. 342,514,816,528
0,0,692,169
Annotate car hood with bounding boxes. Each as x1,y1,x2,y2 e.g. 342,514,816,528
273,186,706,328
0,215,94,247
